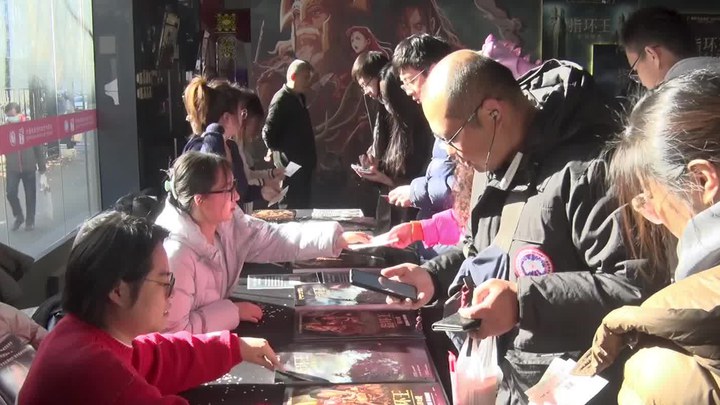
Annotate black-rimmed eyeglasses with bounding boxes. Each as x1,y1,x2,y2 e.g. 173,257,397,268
205,179,238,196
628,54,641,84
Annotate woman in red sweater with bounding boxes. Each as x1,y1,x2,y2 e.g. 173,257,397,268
18,210,279,404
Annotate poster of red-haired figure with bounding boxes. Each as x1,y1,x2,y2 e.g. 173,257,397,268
251,0,540,211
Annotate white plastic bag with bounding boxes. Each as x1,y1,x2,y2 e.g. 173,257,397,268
453,337,502,405
36,175,53,222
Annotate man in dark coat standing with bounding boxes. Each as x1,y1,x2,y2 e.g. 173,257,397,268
262,59,316,209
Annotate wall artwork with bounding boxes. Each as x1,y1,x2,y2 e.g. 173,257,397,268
542,0,639,70
686,14,720,57
249,0,541,208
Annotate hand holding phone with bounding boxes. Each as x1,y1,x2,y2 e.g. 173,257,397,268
349,269,418,301
351,163,373,174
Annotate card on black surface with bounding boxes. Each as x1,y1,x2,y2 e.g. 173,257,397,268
278,340,436,384
284,382,449,405
294,310,422,341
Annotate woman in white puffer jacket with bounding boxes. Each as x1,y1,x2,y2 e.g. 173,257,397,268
154,152,368,334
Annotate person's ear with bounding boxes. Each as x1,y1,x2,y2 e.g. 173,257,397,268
193,194,204,207
645,46,661,68
290,72,296,82
688,159,720,206
108,281,131,308
480,99,502,123
219,112,233,126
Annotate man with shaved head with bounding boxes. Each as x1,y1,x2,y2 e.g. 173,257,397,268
382,51,654,403
262,59,316,208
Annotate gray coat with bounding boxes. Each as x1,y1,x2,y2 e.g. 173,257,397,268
5,146,46,174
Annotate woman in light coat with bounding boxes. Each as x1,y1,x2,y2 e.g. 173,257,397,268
155,152,368,333
574,70,720,404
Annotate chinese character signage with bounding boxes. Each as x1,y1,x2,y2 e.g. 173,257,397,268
542,0,639,68
686,14,720,57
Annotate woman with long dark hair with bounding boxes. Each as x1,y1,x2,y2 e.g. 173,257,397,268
355,64,433,231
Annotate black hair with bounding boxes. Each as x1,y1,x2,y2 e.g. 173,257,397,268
231,84,264,118
167,151,233,213
621,7,697,59
377,63,432,178
392,34,452,73
113,190,163,223
351,51,390,82
62,211,169,328
3,102,21,114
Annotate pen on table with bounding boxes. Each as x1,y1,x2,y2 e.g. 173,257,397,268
275,369,330,383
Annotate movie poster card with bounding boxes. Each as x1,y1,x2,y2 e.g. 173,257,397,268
284,382,449,405
278,340,436,384
542,0,639,69
294,283,402,310
294,310,423,340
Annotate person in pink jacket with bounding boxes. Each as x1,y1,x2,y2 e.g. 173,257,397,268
375,161,473,249
19,210,279,405
154,152,369,334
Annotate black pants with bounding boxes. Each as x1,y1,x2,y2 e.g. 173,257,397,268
6,170,36,224
285,167,313,209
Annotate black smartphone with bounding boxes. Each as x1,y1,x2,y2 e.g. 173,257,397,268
349,269,418,301
431,311,481,332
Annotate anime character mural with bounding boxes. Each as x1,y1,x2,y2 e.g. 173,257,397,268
255,0,373,182
346,26,393,57
473,0,524,45
251,0,538,208
387,0,464,47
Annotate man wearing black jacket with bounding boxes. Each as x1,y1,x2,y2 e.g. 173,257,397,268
382,51,657,404
262,59,316,208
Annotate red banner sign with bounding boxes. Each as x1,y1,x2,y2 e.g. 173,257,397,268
0,110,97,155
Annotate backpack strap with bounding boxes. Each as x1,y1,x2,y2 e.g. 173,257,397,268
492,190,529,254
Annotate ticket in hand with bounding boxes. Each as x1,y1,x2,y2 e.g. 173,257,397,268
267,187,289,207
284,161,302,177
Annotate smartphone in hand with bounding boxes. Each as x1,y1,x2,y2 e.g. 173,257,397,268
431,312,481,332
349,269,418,301
351,163,373,174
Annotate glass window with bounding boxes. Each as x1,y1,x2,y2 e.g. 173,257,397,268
0,0,100,258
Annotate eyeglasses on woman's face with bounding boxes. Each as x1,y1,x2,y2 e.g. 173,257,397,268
144,272,175,298
205,179,238,198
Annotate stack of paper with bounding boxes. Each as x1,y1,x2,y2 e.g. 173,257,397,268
525,358,608,405
310,209,364,220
